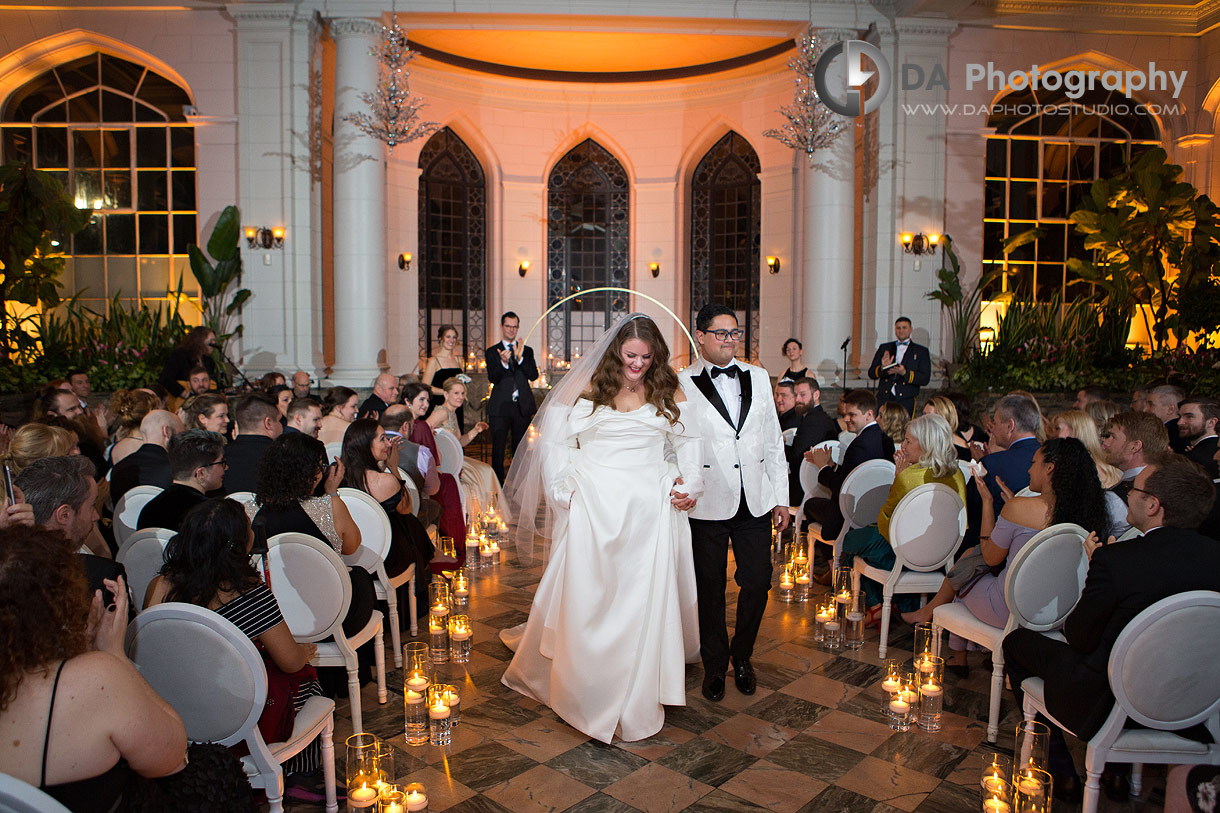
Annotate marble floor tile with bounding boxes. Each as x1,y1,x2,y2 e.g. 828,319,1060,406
655,736,760,787
764,732,868,783
602,762,714,812
754,641,836,675
798,784,906,813
544,740,651,789
685,787,774,811
395,764,479,811
868,731,972,780
781,672,864,708
912,777,980,813
743,691,832,730
613,722,697,760
481,764,595,813
459,694,544,738
559,792,645,813
814,656,885,688
442,741,541,792
441,794,516,813
805,709,895,754
496,717,590,763
718,758,830,813
661,697,738,734
834,755,941,811
704,712,800,757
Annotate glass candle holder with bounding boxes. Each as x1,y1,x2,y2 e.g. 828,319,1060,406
1013,767,1052,813
843,590,865,650
823,599,843,650
449,614,472,663
792,556,811,603
916,655,945,731
428,582,451,664
451,568,470,611
439,535,456,560
888,685,915,732
1014,720,1051,773
832,566,854,610
375,740,395,794
814,601,835,645
479,536,495,568
438,683,461,727
466,534,482,570
778,564,794,603
427,685,451,746
980,753,1012,800
914,621,938,674
402,782,429,812
345,733,380,808
880,658,903,714
379,786,406,813
403,641,430,745
983,793,1012,813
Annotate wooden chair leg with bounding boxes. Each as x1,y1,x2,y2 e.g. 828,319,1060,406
408,572,419,637
321,714,338,813
375,626,387,704
386,591,403,669
346,663,363,734
987,656,1004,743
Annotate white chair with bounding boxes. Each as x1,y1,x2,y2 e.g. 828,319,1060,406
266,532,387,734
338,487,418,669
398,468,422,517
852,483,966,659
116,527,176,609
1015,486,1037,497
126,603,338,813
932,522,1088,742
324,442,343,463
0,774,74,813
227,491,257,509
782,427,798,446
1115,525,1143,542
433,428,468,518
1021,590,1220,813
113,485,163,547
814,459,895,572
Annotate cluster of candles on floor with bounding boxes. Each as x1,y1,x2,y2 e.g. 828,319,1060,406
879,622,944,733
346,732,429,811
467,509,506,570
778,553,866,651
426,582,473,666
977,720,1054,812
404,638,463,748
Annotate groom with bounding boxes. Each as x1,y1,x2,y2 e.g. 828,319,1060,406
680,304,790,702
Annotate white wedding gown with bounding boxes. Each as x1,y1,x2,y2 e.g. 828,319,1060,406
500,398,702,743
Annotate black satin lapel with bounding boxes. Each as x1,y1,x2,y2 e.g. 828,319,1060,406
693,371,734,428
736,368,753,432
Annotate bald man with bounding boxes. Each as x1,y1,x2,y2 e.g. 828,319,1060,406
108,409,184,504
359,373,401,419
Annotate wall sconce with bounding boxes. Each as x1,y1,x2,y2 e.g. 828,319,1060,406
900,232,939,256
649,262,660,278
245,226,284,250
398,252,412,271
518,260,530,277
766,256,781,274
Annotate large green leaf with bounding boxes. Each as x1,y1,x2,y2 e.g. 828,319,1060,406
225,288,251,315
188,244,219,297
206,205,241,262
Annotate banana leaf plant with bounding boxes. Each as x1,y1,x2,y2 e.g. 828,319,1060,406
187,205,251,382
925,235,992,366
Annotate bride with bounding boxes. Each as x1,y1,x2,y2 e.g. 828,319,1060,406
500,314,703,743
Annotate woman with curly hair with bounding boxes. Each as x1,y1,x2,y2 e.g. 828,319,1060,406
318,386,359,446
404,382,467,562
158,326,218,399
903,437,1113,674
426,377,503,517
108,389,159,465
878,401,910,454
1,424,78,475
499,314,703,743
0,527,192,810
180,393,230,437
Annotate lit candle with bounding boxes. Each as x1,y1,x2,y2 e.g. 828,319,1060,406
982,774,1006,795
918,655,935,674
779,574,794,588
429,701,450,720
836,589,851,604
449,623,471,641
795,573,811,585
405,688,424,705
983,797,1011,813
453,581,469,598
824,620,840,632
384,803,404,813
489,541,500,553
881,676,900,692
350,785,379,806
405,787,428,812
888,697,910,715
1017,775,1043,796
406,675,428,692
480,544,493,558
441,688,461,708
430,602,448,617
920,681,942,698
815,607,833,623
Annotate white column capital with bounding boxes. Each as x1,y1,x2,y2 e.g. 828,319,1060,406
329,17,382,39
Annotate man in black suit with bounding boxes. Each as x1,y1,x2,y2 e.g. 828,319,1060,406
359,373,401,420
223,393,282,493
139,430,226,531
789,377,838,506
803,389,894,540
867,316,931,415
109,409,183,505
1147,383,1189,454
977,393,1041,506
1178,396,1219,479
775,380,800,432
1100,411,1169,503
1003,455,1220,794
484,311,538,482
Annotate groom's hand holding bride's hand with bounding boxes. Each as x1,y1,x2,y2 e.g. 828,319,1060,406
669,477,697,512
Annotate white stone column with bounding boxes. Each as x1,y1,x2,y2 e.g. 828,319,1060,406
802,29,858,382
329,17,386,386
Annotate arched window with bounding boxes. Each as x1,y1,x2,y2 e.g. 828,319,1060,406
689,131,761,361
0,52,197,313
546,138,628,366
417,127,486,362
983,85,1160,301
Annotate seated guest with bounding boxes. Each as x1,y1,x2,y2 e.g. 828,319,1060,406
67,369,91,410
359,373,400,420
788,377,838,506
1008,389,1050,442
318,387,359,446
41,388,108,478
923,395,969,460
158,326,217,399
1003,455,1220,797
2,424,77,475
775,380,800,432
1072,385,1109,411
779,338,807,382
1177,395,1220,479
0,529,193,810
259,371,286,391
268,385,293,425
426,377,503,519
144,499,327,798
1050,410,1129,535
186,366,213,397
180,393,230,437
285,397,324,438
223,393,282,494
138,430,226,531
842,414,966,613
108,389,159,465
291,370,313,400
906,440,1112,679
1100,411,1169,501
17,456,117,579
109,410,183,505
1147,383,1188,453
253,434,373,640
878,402,909,453
977,393,1041,506
803,389,894,541
1085,399,1119,431
404,382,467,565
948,390,988,448
379,405,443,528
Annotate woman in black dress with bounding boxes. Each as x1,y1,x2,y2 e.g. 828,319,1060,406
158,326,218,398
780,337,808,382
421,324,465,429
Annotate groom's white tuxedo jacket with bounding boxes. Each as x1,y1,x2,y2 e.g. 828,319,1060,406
679,358,788,522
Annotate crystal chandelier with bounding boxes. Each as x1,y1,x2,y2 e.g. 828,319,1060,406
763,27,847,162
342,17,438,152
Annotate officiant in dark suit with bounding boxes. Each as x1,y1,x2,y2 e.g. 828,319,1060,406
485,311,539,482
868,316,931,415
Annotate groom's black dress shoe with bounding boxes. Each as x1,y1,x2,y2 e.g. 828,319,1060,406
732,659,757,695
702,672,725,702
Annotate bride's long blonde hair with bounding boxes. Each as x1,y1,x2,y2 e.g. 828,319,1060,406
585,317,681,425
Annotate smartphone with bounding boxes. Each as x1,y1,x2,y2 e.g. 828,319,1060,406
250,516,269,556
3,463,14,506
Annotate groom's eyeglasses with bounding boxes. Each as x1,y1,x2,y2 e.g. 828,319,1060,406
704,329,744,341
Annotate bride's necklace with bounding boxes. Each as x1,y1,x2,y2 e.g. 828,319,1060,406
625,384,638,392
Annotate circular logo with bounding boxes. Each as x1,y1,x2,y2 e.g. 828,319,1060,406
813,39,891,117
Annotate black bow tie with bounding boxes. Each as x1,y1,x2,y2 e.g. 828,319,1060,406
710,365,739,379
897,340,909,346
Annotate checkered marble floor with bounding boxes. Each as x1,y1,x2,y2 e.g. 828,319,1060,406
284,550,1165,813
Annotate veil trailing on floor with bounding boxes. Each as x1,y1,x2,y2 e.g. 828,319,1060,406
502,312,653,564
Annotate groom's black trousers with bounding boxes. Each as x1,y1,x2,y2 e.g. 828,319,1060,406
689,491,773,674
